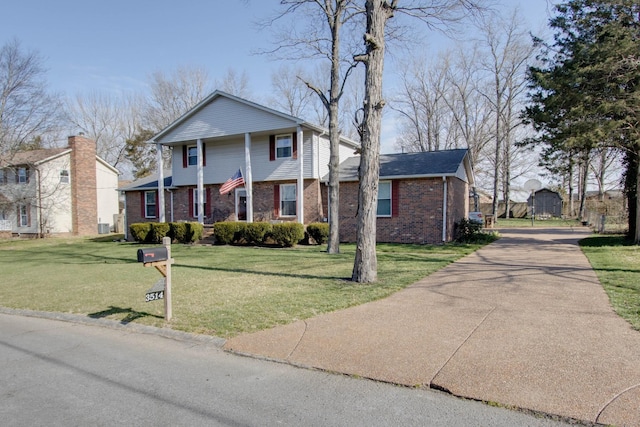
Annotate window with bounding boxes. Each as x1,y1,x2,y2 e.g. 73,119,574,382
377,181,392,217
187,146,198,166
276,134,292,159
192,189,207,218
0,169,7,185
280,184,296,216
19,205,29,227
144,191,157,218
18,167,28,184
60,170,70,184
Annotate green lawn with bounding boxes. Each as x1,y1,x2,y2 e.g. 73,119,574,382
580,235,640,331
0,236,483,338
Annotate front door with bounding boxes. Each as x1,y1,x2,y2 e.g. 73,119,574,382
236,189,247,221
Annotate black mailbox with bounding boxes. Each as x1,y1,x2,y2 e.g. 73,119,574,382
137,247,168,263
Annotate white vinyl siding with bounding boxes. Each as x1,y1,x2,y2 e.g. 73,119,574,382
157,96,299,144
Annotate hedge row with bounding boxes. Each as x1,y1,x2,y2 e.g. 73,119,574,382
213,221,310,247
129,222,203,244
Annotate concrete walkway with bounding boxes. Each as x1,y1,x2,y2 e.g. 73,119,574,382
225,228,640,426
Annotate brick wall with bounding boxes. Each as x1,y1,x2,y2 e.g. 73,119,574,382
69,135,97,236
125,179,324,234
335,177,468,244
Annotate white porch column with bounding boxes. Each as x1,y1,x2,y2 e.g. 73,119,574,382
244,133,254,223
197,138,204,224
156,142,165,223
297,126,304,224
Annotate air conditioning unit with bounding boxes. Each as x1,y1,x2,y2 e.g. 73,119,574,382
98,223,110,234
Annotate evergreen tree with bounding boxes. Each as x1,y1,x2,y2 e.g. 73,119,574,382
525,0,640,240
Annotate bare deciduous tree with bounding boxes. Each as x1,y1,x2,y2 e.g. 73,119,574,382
215,68,251,99
264,0,363,255
352,0,487,283
144,65,213,131
0,39,62,155
65,91,141,170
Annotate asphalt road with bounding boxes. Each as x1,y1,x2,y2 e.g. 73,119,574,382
0,312,570,427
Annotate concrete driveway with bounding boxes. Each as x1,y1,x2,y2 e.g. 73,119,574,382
225,228,640,426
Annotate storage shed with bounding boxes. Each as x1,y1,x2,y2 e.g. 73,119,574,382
528,188,563,218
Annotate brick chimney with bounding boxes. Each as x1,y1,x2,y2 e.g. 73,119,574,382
68,134,97,235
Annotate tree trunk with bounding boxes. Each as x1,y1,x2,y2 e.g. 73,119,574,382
352,0,392,283
634,148,640,243
326,10,343,255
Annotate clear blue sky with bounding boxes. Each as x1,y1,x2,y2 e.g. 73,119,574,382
1,0,556,151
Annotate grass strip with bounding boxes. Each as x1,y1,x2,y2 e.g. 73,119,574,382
580,234,640,331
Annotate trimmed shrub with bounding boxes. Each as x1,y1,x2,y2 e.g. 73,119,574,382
306,222,329,245
455,218,498,244
168,222,187,243
243,222,272,245
129,223,151,243
149,222,170,243
184,222,204,243
271,222,305,247
213,222,239,245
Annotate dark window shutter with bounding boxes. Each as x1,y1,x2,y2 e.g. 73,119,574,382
155,191,159,218
140,192,145,217
273,185,280,217
27,204,31,227
202,143,207,167
189,189,194,217
392,181,400,218
292,133,298,159
26,168,30,183
205,188,211,217
269,135,276,161
182,146,188,168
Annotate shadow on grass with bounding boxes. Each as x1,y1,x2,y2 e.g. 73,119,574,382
580,235,632,247
88,306,163,324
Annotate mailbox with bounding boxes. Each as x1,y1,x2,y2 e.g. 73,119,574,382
137,247,168,263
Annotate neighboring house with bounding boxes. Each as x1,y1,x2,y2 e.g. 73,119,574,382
119,91,473,244
528,188,563,218
325,149,473,244
0,135,120,236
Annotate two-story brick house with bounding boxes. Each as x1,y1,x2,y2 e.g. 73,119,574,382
120,91,474,244
0,135,120,236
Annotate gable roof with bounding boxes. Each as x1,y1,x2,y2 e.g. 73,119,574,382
151,90,359,148
118,173,174,192
328,149,473,184
0,147,70,167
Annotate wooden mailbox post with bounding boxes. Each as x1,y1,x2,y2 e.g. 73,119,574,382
137,237,174,321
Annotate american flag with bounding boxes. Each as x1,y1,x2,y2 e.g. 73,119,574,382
219,169,245,194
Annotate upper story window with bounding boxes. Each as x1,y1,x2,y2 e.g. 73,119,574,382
60,170,70,184
276,134,292,159
187,146,198,166
377,181,392,217
17,167,29,184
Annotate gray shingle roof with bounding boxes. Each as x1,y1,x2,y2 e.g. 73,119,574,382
330,149,469,181
118,173,173,191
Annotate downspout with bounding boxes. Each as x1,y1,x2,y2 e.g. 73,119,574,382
168,189,174,222
442,176,448,242
123,192,128,240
